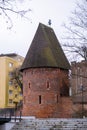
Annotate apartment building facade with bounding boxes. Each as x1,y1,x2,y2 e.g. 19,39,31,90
0,53,24,109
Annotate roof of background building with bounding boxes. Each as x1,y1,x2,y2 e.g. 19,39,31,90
0,53,24,63
0,53,17,57
21,23,70,71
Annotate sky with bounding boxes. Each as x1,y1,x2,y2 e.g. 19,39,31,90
0,0,77,58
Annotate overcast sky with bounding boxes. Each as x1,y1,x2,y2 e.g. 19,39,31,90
0,0,77,57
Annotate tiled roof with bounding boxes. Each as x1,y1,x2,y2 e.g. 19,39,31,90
21,23,70,71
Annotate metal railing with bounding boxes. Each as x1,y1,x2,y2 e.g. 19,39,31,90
0,108,22,124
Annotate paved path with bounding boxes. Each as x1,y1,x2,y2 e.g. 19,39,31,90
11,118,87,130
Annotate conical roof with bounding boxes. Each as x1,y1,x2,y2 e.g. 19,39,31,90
21,23,70,71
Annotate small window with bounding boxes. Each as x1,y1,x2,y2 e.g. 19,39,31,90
15,94,17,98
19,92,22,96
9,62,13,68
9,81,13,86
9,99,13,104
15,85,18,89
47,81,50,88
39,95,41,104
29,83,30,88
20,100,23,105
9,90,13,95
20,100,22,103
9,72,14,77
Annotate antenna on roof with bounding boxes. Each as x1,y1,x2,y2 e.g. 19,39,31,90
48,19,52,26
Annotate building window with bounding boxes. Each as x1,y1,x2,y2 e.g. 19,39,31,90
15,85,18,89
9,72,14,78
9,81,13,86
47,81,50,88
15,94,17,98
9,90,13,95
29,83,30,88
19,92,22,96
9,99,13,104
39,95,41,104
20,100,22,104
9,62,13,68
19,100,23,106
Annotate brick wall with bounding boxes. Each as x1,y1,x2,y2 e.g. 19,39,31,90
22,68,72,118
71,61,87,103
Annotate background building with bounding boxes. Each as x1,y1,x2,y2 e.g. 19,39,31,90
71,60,87,103
0,53,24,109
71,61,87,117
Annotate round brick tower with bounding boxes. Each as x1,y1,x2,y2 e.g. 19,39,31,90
21,23,71,118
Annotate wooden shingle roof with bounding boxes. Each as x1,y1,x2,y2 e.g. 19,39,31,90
21,23,70,71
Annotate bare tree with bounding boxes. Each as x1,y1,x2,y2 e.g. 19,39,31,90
63,0,87,61
12,67,23,94
0,0,31,29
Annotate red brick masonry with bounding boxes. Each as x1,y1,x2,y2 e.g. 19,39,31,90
22,68,73,118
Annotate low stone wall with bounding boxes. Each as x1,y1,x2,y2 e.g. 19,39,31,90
11,118,87,130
